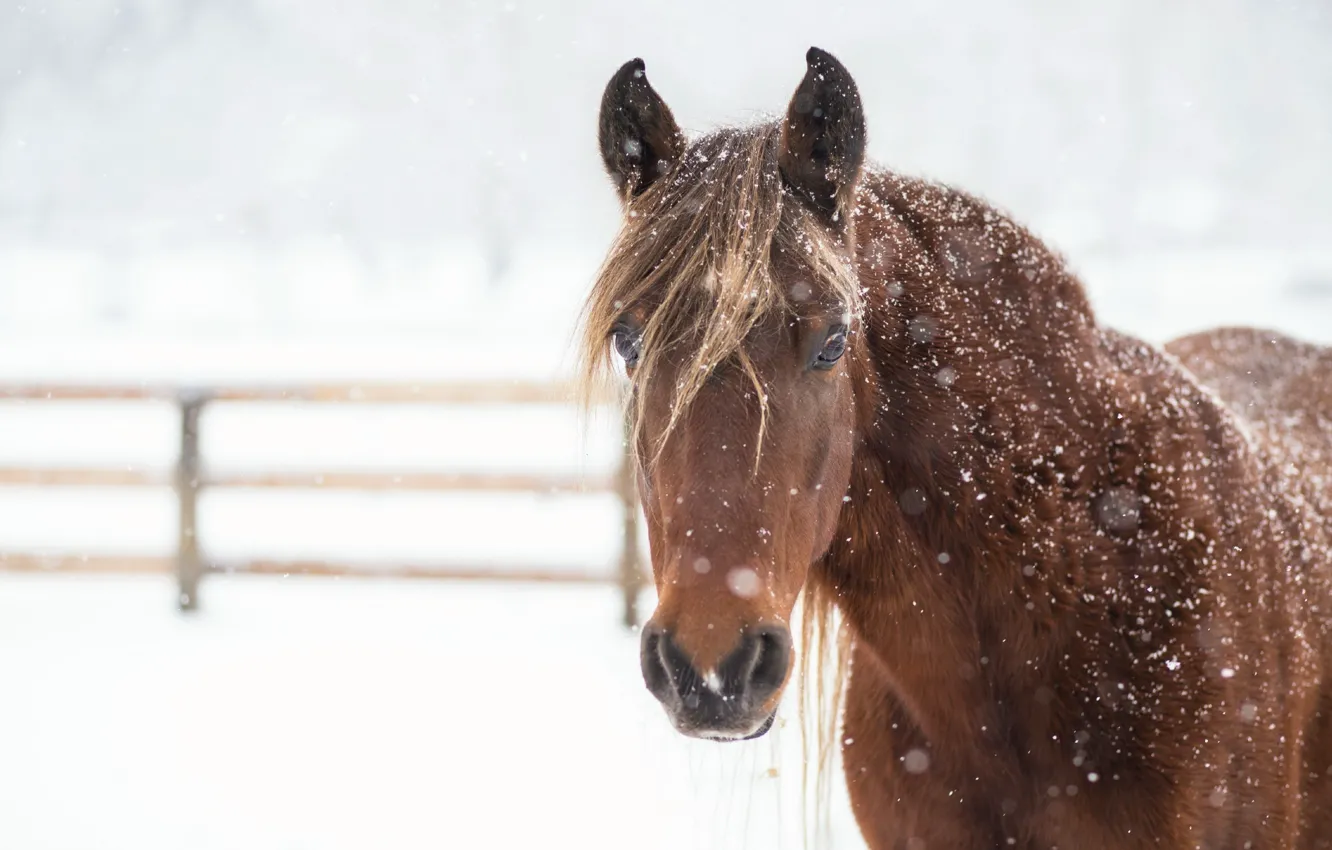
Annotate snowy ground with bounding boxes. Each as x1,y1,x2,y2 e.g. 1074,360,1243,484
0,248,1328,849
0,575,862,850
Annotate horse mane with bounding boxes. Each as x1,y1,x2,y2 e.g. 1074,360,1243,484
578,121,861,465
797,579,851,846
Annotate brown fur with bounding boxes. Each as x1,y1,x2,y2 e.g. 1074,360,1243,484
586,50,1332,848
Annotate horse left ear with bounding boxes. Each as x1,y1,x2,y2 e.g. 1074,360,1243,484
779,47,866,220
598,58,686,201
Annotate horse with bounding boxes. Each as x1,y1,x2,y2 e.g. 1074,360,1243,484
580,47,1332,849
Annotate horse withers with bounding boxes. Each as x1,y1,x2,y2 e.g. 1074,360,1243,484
581,47,1332,849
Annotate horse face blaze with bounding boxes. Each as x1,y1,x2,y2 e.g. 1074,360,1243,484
630,305,857,740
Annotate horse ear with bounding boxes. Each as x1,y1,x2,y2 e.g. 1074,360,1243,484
599,58,686,200
779,47,866,219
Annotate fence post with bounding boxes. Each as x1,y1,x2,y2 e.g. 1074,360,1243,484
176,392,207,611
616,412,643,629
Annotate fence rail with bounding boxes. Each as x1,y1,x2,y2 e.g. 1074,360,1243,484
0,381,645,626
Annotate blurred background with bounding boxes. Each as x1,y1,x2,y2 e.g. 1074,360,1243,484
0,1,1329,848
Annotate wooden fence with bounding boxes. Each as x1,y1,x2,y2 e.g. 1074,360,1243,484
0,381,646,626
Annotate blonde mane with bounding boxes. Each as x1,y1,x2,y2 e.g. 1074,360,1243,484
578,121,861,466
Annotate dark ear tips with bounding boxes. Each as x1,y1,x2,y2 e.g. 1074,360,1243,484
598,57,684,200
779,47,867,219
609,58,646,87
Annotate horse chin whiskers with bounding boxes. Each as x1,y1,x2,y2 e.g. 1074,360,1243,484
676,711,776,743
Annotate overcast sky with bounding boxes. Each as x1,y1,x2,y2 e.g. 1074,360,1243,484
2,0,1329,294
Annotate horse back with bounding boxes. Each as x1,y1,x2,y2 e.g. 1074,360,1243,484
1166,328,1332,468
1166,326,1332,566
1166,328,1332,429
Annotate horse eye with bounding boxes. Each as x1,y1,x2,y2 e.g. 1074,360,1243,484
613,328,642,368
815,327,848,369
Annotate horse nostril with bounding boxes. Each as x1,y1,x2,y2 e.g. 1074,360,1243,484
746,626,792,699
640,626,673,699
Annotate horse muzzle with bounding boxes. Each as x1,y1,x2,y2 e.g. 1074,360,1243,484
640,623,791,741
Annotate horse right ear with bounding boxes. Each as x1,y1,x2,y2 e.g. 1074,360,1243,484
598,58,685,201
779,47,866,220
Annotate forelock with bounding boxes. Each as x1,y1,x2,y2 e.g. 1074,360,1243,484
579,121,862,463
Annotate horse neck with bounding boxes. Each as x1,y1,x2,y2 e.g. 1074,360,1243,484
846,171,1103,532
817,173,1109,741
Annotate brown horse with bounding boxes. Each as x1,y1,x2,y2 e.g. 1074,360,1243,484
581,48,1332,849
